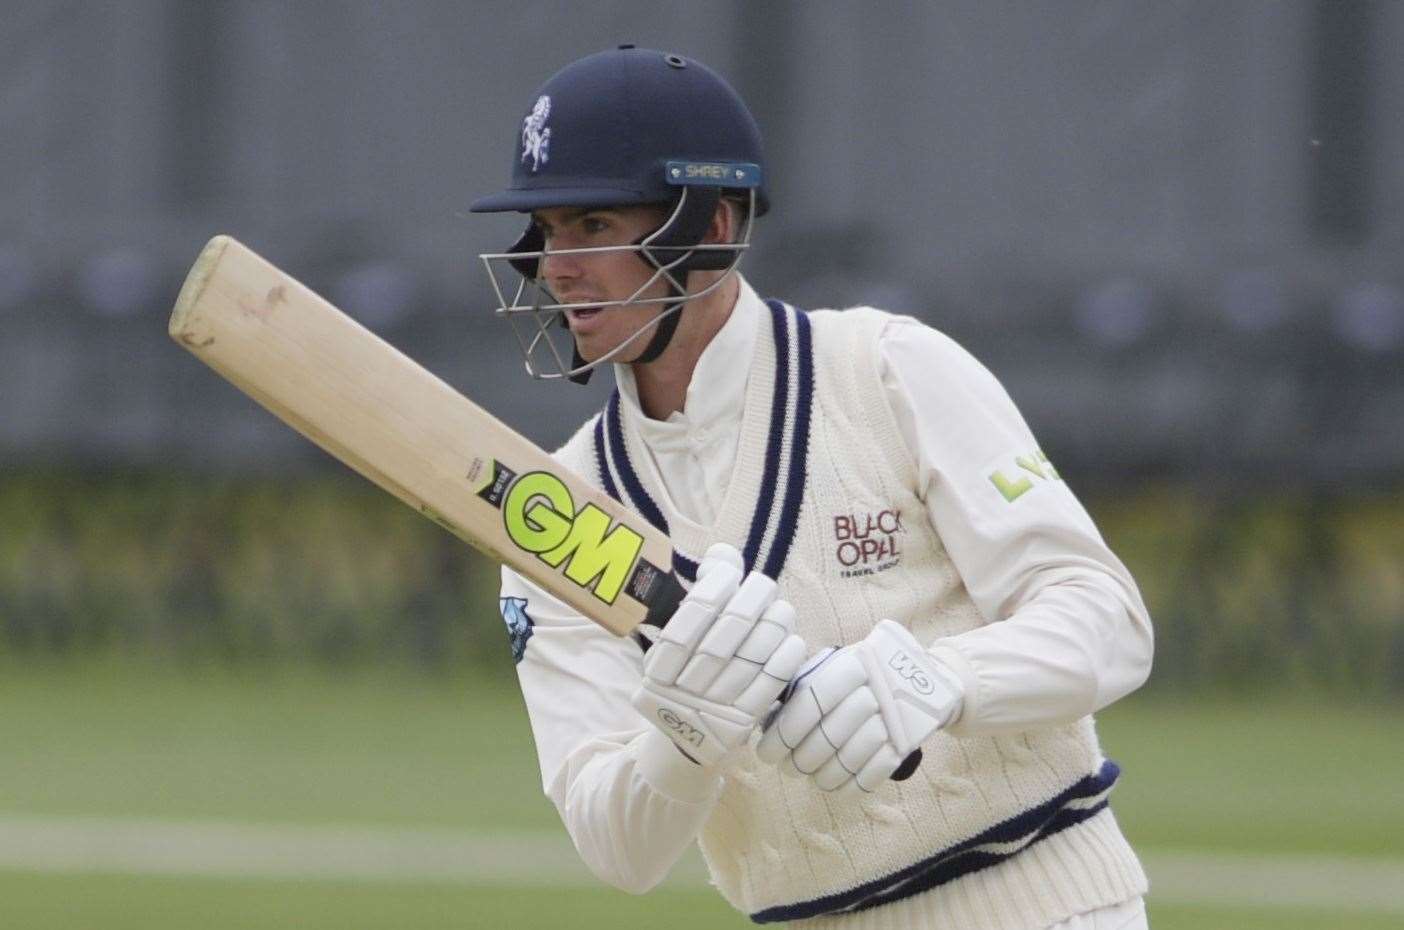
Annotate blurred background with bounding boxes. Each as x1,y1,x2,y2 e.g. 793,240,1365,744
2,2,1401,928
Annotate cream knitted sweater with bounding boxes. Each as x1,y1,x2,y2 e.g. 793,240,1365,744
541,300,1146,927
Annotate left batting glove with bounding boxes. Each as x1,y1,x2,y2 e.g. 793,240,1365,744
756,620,963,794
631,544,808,768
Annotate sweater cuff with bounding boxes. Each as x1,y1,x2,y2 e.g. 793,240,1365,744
928,642,981,734
632,729,724,803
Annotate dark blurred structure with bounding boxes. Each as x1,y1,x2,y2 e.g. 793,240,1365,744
3,2,1402,486
2,3,1401,688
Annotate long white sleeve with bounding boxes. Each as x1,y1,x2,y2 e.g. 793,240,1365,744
878,319,1154,734
499,566,723,893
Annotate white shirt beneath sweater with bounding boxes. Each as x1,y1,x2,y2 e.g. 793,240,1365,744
501,276,1152,905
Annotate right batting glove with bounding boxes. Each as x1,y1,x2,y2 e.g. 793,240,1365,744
756,620,963,794
631,544,808,767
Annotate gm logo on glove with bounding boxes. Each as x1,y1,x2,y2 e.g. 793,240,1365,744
888,650,936,695
656,707,705,748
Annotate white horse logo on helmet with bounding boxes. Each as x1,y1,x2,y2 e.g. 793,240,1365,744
521,95,552,172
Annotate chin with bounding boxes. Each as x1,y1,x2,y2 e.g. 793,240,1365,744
571,338,611,364
579,337,641,366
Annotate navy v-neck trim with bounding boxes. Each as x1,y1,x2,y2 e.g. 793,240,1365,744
591,300,814,584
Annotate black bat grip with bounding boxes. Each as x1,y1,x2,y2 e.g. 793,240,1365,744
891,748,923,781
641,570,688,629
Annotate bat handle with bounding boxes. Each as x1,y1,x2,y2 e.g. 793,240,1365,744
642,570,689,629
891,748,923,781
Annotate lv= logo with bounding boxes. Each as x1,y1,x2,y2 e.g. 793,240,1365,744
988,449,1061,503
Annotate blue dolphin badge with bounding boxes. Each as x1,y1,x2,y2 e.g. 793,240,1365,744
499,596,535,664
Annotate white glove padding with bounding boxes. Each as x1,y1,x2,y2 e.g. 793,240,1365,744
756,620,963,795
631,543,808,767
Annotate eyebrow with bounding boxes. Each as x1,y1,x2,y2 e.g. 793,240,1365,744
532,207,615,229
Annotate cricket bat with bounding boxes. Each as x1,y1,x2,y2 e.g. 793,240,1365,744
168,235,686,636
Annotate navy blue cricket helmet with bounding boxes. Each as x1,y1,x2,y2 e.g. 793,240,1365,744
472,46,768,383
470,45,768,216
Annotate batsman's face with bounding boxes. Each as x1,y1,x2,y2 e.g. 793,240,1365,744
533,205,672,363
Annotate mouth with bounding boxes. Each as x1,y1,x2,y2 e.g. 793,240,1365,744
565,306,605,332
561,296,604,318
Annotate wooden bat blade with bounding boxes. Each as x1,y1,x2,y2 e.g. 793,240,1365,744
169,235,682,636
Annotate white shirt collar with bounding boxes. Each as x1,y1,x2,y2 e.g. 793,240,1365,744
615,276,764,445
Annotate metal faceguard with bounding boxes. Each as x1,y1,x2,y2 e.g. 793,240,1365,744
479,177,758,382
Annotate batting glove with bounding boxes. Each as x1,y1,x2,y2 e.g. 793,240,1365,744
632,543,808,768
756,620,963,795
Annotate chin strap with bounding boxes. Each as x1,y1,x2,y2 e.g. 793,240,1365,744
612,186,726,374
631,299,685,363
568,340,593,385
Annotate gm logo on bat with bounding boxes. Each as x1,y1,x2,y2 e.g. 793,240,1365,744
476,462,645,605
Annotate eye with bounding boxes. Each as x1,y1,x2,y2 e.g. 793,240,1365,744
582,215,610,235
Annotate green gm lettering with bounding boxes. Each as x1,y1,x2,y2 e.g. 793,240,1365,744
502,471,644,604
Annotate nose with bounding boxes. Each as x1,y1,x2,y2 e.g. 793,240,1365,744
539,242,581,288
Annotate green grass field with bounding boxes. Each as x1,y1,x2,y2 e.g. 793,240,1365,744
6,875,1404,930
2,661,1401,928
